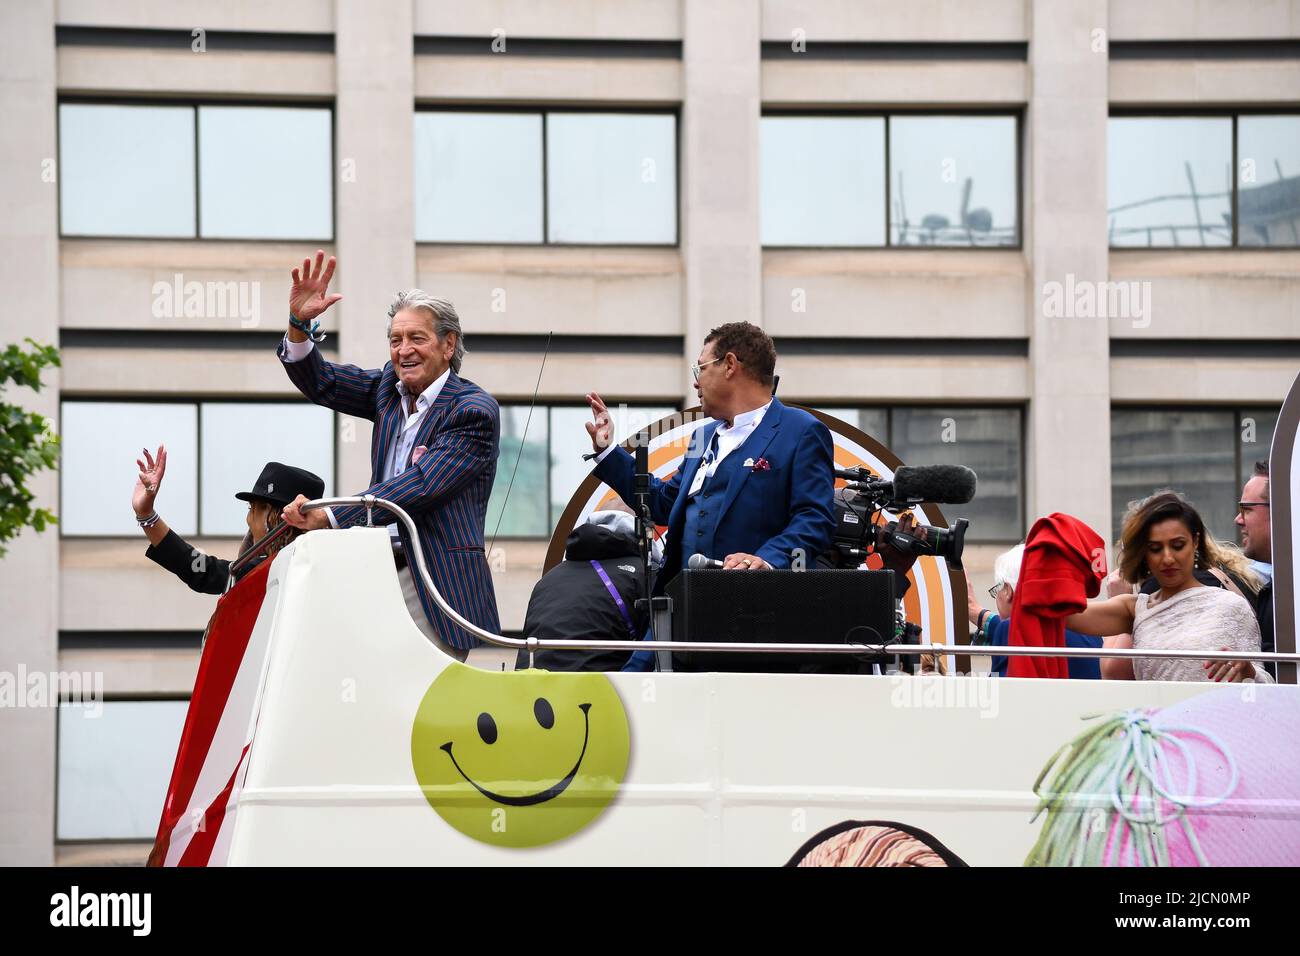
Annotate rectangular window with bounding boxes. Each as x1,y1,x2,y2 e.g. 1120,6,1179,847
61,402,200,536
1108,117,1233,248
1108,113,1300,248
486,405,550,538
61,401,335,537
548,405,675,527
888,407,1023,541
199,403,335,536
1238,115,1300,248
809,406,1023,542
415,110,677,245
546,113,677,244
1107,408,1278,543
197,106,333,240
761,117,886,246
59,103,196,238
760,114,1019,248
414,112,544,243
888,115,1019,247
58,101,333,240
57,699,188,841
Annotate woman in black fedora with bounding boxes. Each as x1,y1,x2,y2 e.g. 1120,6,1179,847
132,444,326,594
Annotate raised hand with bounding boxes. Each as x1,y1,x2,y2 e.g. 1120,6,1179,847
133,444,167,517
289,249,343,323
585,392,613,453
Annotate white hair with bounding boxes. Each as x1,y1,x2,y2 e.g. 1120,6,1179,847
386,289,466,373
993,543,1025,591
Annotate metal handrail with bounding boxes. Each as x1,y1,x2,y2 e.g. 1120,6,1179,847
299,496,1300,664
227,519,297,579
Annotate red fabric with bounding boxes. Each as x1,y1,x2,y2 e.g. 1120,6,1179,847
1007,513,1106,679
147,560,270,867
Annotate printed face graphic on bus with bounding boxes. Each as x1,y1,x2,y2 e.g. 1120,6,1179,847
411,665,631,848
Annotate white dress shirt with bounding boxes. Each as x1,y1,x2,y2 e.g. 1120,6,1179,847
281,336,450,542
593,401,771,499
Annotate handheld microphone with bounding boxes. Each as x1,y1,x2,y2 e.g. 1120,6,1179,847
834,464,977,506
687,553,725,570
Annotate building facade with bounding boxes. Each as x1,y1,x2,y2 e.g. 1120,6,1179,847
1,0,1297,864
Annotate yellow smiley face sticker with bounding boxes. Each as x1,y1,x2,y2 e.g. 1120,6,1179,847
411,665,631,848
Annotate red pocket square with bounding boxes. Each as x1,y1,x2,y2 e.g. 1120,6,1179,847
752,457,771,472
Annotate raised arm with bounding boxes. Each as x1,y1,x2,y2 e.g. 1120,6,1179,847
587,391,683,525
1065,593,1137,638
278,251,381,421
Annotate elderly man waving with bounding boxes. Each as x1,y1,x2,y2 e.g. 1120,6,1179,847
278,251,501,660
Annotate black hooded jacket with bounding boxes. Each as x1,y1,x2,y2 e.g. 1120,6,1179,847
514,521,650,672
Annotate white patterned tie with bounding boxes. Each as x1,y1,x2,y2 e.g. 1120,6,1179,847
687,430,720,498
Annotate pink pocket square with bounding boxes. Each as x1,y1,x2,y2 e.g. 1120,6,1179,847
411,445,428,465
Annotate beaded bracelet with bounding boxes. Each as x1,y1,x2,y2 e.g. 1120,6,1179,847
289,312,327,344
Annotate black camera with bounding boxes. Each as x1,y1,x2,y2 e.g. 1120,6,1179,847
826,464,976,571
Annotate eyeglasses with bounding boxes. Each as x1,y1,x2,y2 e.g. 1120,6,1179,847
691,357,723,382
1237,500,1270,516
988,582,1005,601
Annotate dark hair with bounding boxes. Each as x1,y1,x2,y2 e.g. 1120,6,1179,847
704,321,776,387
234,501,302,580
1253,459,1269,501
1117,491,1211,584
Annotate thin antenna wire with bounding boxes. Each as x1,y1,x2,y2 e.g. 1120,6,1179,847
488,331,552,558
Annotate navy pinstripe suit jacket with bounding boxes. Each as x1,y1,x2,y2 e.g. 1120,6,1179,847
278,342,502,649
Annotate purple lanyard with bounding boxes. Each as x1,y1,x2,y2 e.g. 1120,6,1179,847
590,560,638,639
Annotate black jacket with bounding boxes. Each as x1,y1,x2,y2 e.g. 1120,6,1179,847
145,530,242,595
514,523,650,672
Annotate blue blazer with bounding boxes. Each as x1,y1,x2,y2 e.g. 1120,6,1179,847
593,398,836,593
278,342,502,650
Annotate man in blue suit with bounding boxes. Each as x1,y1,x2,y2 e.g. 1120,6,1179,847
279,251,501,660
585,321,836,669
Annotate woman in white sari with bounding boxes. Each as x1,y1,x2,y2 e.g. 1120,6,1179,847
1067,491,1272,684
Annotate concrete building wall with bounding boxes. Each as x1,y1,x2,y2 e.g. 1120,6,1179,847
0,0,1296,864
0,0,60,868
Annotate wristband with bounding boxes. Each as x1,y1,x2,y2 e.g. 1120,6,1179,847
136,511,161,529
289,312,327,344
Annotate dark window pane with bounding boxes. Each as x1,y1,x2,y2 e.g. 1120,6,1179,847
889,116,1018,247
1238,115,1300,248
1239,408,1280,489
1108,117,1233,248
889,407,1022,540
1110,409,1236,543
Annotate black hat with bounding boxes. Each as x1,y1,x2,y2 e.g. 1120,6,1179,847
235,462,325,510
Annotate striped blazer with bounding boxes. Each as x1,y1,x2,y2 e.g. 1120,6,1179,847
278,342,502,649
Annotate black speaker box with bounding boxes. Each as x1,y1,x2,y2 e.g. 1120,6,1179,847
663,568,896,673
